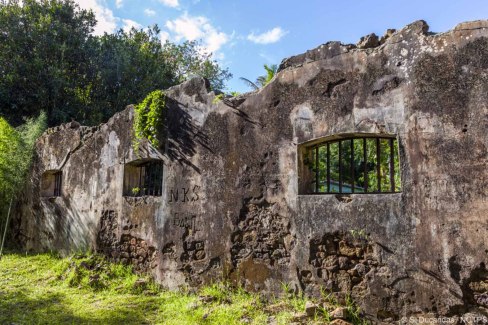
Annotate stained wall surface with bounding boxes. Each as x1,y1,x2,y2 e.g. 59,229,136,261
14,20,488,321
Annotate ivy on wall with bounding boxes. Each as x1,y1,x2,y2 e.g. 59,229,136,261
133,90,166,151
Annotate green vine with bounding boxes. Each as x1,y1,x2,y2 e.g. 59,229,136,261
133,90,166,152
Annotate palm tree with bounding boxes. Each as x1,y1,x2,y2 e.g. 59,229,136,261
239,64,278,90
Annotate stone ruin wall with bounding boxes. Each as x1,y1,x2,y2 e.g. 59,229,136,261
13,20,488,322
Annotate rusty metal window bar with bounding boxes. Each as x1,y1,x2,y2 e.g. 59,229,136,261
123,160,163,197
53,172,62,197
306,136,401,194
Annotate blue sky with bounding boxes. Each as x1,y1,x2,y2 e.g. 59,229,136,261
76,0,488,93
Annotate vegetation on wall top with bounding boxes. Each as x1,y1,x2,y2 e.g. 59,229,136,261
133,90,166,151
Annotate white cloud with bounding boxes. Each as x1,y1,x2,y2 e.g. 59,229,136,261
159,0,179,8
205,30,228,54
144,8,156,17
74,0,117,35
115,0,123,8
165,14,204,41
165,13,229,55
247,27,288,44
122,19,142,32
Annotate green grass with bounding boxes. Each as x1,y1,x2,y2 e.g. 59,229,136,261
0,252,367,324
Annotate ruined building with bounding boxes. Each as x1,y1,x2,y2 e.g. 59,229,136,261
13,20,488,321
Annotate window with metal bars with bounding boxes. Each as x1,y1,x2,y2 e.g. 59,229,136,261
123,160,163,197
40,170,62,197
303,136,401,194
54,172,62,196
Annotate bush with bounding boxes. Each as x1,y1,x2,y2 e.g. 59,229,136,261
0,112,47,247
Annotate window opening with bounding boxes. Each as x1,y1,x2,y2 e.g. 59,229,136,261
40,170,62,197
123,160,163,197
304,136,401,194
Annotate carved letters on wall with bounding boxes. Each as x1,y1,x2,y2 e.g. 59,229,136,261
171,213,200,231
168,184,202,230
168,185,200,203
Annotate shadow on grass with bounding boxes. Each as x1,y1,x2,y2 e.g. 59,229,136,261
0,287,152,324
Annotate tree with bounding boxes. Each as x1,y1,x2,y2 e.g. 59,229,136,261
240,64,278,90
0,112,47,204
0,0,232,127
0,0,97,126
0,112,47,251
85,26,176,125
162,40,232,92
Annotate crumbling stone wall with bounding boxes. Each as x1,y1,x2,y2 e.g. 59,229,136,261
96,210,157,273
14,20,488,322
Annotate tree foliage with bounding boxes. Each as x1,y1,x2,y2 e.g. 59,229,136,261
0,0,232,127
256,64,278,87
240,64,278,90
162,40,232,92
308,138,401,193
86,26,175,125
0,112,47,225
0,0,97,126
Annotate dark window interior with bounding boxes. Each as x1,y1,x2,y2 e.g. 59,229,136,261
123,160,163,197
304,136,401,194
54,172,62,196
40,170,62,197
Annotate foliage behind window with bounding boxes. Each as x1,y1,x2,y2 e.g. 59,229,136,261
123,160,163,197
305,136,401,194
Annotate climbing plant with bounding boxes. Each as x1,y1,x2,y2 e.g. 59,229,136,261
133,90,166,151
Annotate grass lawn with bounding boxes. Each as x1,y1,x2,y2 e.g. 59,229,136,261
0,252,366,324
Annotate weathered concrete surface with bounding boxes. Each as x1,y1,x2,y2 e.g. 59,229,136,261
13,20,488,322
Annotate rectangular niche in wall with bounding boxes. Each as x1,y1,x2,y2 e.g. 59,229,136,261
123,160,163,197
299,134,401,194
41,170,62,197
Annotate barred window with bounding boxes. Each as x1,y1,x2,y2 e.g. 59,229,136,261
123,160,163,197
302,135,401,194
41,170,62,197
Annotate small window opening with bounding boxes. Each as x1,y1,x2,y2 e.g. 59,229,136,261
41,170,62,197
301,135,401,194
123,160,163,197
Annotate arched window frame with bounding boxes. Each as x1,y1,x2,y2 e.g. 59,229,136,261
300,134,402,195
